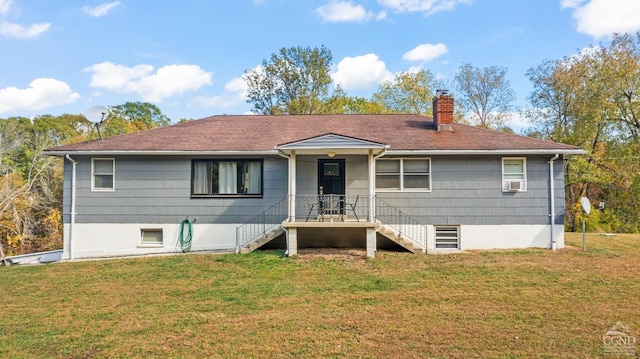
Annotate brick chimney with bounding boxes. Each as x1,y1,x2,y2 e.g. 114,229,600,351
432,90,454,131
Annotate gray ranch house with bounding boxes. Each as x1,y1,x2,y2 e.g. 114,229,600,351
44,92,584,259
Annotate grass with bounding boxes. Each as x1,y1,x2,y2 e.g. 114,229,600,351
1,233,639,358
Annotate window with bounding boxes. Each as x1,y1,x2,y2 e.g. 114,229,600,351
376,158,430,191
92,158,114,191
435,226,459,249
140,229,163,246
502,157,526,192
192,159,262,197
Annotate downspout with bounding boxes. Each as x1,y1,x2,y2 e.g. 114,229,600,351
548,154,560,251
277,149,295,221
369,148,387,221
65,154,77,260
277,150,293,255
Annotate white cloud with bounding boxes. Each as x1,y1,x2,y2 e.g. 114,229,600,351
0,21,50,38
82,1,121,17
84,62,212,102
331,54,393,90
562,0,640,39
196,74,248,109
403,43,448,62
0,0,51,38
316,1,371,22
0,78,80,113
378,0,473,16
0,0,11,16
560,0,582,8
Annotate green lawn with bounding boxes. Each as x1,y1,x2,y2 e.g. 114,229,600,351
1,233,638,358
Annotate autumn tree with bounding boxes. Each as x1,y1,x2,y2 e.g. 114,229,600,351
526,32,640,232
372,69,442,115
0,116,64,254
244,45,333,115
0,102,172,255
321,86,386,114
103,102,171,136
454,63,516,129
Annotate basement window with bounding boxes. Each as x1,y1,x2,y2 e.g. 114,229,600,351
140,229,163,246
435,226,459,249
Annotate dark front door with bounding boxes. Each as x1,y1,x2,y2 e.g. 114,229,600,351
318,159,345,217
318,159,345,196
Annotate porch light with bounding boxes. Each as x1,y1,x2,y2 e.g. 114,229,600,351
327,152,336,158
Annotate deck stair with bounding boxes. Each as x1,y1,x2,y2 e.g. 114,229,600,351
376,224,425,253
374,198,427,253
236,197,287,254
238,226,285,254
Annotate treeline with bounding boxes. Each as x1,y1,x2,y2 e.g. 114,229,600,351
0,103,170,255
525,32,640,232
2,33,639,255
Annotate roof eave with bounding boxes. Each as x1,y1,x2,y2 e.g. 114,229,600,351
385,149,586,156
42,150,281,157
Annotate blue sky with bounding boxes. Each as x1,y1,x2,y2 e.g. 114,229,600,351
1,0,640,130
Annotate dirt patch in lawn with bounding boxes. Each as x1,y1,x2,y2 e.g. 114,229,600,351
295,248,367,260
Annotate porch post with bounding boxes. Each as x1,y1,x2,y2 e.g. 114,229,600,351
289,150,296,221
368,149,375,222
366,228,376,258
287,228,298,257
287,151,298,256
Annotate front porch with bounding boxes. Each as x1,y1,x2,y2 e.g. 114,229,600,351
236,194,427,257
236,134,428,257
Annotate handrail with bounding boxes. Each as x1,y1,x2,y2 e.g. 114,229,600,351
292,194,368,222
235,197,287,250
375,197,427,249
235,195,426,252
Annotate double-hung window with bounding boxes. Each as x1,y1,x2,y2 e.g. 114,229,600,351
92,158,115,191
502,157,526,192
376,158,431,191
192,159,262,197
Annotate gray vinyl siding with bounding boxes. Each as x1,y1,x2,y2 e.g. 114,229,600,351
63,155,288,224
376,155,564,226
62,154,564,226
295,155,369,197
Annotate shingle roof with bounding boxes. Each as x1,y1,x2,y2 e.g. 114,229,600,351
43,114,583,154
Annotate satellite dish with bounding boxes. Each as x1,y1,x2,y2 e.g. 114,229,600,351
580,197,591,214
84,105,110,123
84,105,110,141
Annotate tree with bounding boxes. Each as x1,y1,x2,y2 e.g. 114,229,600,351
454,63,516,129
244,45,333,114
372,69,442,115
0,116,64,254
104,102,171,136
321,86,386,114
0,102,172,255
526,32,640,233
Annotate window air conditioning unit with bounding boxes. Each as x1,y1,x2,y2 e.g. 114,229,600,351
508,180,522,191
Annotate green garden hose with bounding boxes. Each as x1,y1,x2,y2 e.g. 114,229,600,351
179,218,195,253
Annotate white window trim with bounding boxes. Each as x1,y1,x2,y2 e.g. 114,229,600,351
375,158,432,193
138,228,164,248
502,157,527,192
91,158,115,192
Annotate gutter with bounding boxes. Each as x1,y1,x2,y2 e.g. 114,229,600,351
65,155,78,260
44,148,587,157
548,154,560,250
